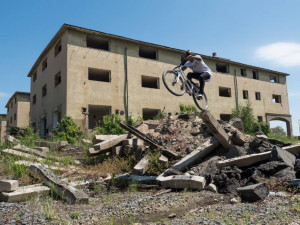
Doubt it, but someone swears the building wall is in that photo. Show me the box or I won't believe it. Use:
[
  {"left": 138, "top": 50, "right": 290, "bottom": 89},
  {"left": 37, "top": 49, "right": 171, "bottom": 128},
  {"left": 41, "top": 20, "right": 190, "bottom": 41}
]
[
  {"left": 29, "top": 27, "right": 291, "bottom": 135},
  {"left": 0, "top": 116, "right": 7, "bottom": 142},
  {"left": 29, "top": 31, "right": 68, "bottom": 135}
]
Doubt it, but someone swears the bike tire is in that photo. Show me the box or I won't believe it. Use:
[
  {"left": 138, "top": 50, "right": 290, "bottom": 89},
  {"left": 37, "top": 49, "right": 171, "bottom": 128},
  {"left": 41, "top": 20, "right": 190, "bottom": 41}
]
[
  {"left": 193, "top": 92, "right": 208, "bottom": 111},
  {"left": 162, "top": 70, "right": 186, "bottom": 96}
]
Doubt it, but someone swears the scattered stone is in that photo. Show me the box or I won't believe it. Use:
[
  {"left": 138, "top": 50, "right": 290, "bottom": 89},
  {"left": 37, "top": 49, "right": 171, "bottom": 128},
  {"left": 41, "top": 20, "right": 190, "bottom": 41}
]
[
  {"left": 273, "top": 167, "right": 295, "bottom": 181},
  {"left": 271, "top": 146, "right": 296, "bottom": 169},
  {"left": 207, "top": 183, "right": 217, "bottom": 193},
  {"left": 237, "top": 183, "right": 269, "bottom": 202},
  {"left": 158, "top": 154, "right": 168, "bottom": 165},
  {"left": 0, "top": 180, "right": 18, "bottom": 192},
  {"left": 81, "top": 139, "right": 92, "bottom": 145},
  {"left": 257, "top": 161, "right": 289, "bottom": 176},
  {"left": 230, "top": 198, "right": 238, "bottom": 204},
  {"left": 231, "top": 130, "right": 246, "bottom": 146},
  {"left": 168, "top": 213, "right": 177, "bottom": 218},
  {"left": 229, "top": 118, "right": 244, "bottom": 133}
]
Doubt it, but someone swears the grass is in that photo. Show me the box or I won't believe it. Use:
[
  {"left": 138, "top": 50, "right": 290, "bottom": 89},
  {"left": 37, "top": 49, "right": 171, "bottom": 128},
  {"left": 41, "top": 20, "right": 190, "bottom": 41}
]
[{"left": 269, "top": 135, "right": 300, "bottom": 145}]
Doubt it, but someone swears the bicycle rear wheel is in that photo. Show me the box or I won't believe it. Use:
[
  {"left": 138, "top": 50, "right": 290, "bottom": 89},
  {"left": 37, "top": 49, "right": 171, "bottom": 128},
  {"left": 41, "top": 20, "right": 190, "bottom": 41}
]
[
  {"left": 162, "top": 70, "right": 186, "bottom": 96},
  {"left": 193, "top": 92, "right": 208, "bottom": 111}
]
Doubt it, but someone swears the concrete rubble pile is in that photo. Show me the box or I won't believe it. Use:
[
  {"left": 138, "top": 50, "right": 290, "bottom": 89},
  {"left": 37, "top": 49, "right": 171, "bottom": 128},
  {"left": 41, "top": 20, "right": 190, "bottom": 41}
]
[{"left": 87, "top": 111, "right": 300, "bottom": 202}]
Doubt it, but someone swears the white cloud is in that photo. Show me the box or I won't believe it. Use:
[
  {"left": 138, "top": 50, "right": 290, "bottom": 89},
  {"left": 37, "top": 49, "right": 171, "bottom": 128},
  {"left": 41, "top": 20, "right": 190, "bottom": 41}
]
[
  {"left": 0, "top": 92, "right": 10, "bottom": 98},
  {"left": 255, "top": 42, "right": 300, "bottom": 67}
]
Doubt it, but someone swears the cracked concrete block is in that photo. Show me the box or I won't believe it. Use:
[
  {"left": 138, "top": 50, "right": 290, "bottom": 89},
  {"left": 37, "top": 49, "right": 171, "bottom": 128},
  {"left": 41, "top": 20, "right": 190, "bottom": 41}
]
[
  {"left": 0, "top": 180, "right": 18, "bottom": 192},
  {"left": 237, "top": 183, "right": 269, "bottom": 202},
  {"left": 122, "top": 138, "right": 144, "bottom": 146},
  {"left": 271, "top": 146, "right": 296, "bottom": 169},
  {"left": 133, "top": 155, "right": 150, "bottom": 175},
  {"left": 159, "top": 154, "right": 168, "bottom": 165},
  {"left": 92, "top": 135, "right": 119, "bottom": 145},
  {"left": 200, "top": 111, "right": 232, "bottom": 150},
  {"left": 157, "top": 175, "right": 206, "bottom": 190},
  {"left": 283, "top": 144, "right": 300, "bottom": 156}
]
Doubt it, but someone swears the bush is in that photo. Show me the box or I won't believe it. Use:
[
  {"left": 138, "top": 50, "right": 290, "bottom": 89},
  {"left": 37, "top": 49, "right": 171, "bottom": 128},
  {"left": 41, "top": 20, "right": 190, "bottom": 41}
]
[
  {"left": 126, "top": 114, "right": 142, "bottom": 126},
  {"left": 179, "top": 103, "right": 198, "bottom": 114},
  {"left": 16, "top": 125, "right": 40, "bottom": 148},
  {"left": 94, "top": 114, "right": 126, "bottom": 135},
  {"left": 53, "top": 116, "right": 83, "bottom": 145},
  {"left": 231, "top": 100, "right": 270, "bottom": 135}
]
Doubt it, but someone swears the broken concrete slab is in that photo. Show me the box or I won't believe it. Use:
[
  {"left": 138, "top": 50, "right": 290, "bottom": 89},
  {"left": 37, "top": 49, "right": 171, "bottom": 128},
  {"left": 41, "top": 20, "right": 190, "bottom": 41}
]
[
  {"left": 283, "top": 144, "right": 300, "bottom": 156},
  {"left": 13, "top": 144, "right": 47, "bottom": 158},
  {"left": 231, "top": 130, "right": 246, "bottom": 146},
  {"left": 34, "top": 141, "right": 69, "bottom": 151},
  {"left": 0, "top": 180, "right": 18, "bottom": 192},
  {"left": 112, "top": 146, "right": 123, "bottom": 156},
  {"left": 0, "top": 184, "right": 50, "bottom": 203},
  {"left": 157, "top": 175, "right": 206, "bottom": 190},
  {"left": 92, "top": 135, "right": 119, "bottom": 145},
  {"left": 256, "top": 134, "right": 269, "bottom": 141},
  {"left": 33, "top": 147, "right": 49, "bottom": 153},
  {"left": 81, "top": 139, "right": 92, "bottom": 145},
  {"left": 170, "top": 137, "right": 219, "bottom": 172},
  {"left": 133, "top": 155, "right": 150, "bottom": 175},
  {"left": 217, "top": 151, "right": 271, "bottom": 169},
  {"left": 207, "top": 183, "right": 217, "bottom": 193},
  {"left": 200, "top": 111, "right": 232, "bottom": 150},
  {"left": 29, "top": 164, "right": 89, "bottom": 204},
  {"left": 237, "top": 183, "right": 269, "bottom": 202},
  {"left": 123, "top": 145, "right": 135, "bottom": 156},
  {"left": 2, "top": 149, "right": 44, "bottom": 162},
  {"left": 159, "top": 154, "right": 168, "bottom": 165},
  {"left": 229, "top": 118, "right": 244, "bottom": 133},
  {"left": 271, "top": 146, "right": 296, "bottom": 169},
  {"left": 90, "top": 134, "right": 128, "bottom": 156},
  {"left": 5, "top": 135, "right": 20, "bottom": 144}
]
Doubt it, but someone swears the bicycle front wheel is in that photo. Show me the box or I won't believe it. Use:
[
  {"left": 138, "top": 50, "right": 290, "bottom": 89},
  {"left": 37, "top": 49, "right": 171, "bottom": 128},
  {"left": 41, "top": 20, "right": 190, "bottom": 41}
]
[
  {"left": 162, "top": 70, "right": 186, "bottom": 96},
  {"left": 193, "top": 92, "right": 208, "bottom": 111}
]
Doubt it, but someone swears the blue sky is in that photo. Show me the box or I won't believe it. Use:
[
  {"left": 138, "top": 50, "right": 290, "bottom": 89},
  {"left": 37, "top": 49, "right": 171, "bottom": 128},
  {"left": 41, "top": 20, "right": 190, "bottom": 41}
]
[{"left": 0, "top": 0, "right": 299, "bottom": 135}]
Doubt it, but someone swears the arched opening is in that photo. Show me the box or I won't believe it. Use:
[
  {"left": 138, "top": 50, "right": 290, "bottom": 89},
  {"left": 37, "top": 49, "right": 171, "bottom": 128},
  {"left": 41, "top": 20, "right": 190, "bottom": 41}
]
[
  {"left": 270, "top": 120, "right": 288, "bottom": 137},
  {"left": 266, "top": 114, "right": 292, "bottom": 137}
]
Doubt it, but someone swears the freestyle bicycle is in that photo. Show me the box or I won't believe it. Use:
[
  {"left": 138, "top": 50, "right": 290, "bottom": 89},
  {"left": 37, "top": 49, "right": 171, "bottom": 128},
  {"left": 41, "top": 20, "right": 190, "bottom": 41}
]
[{"left": 162, "top": 64, "right": 208, "bottom": 111}]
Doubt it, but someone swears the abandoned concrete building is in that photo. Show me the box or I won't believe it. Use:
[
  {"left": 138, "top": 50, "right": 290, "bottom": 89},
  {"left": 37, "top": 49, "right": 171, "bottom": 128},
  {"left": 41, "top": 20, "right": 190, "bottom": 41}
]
[
  {"left": 0, "top": 114, "right": 7, "bottom": 142},
  {"left": 27, "top": 24, "right": 292, "bottom": 138},
  {"left": 5, "top": 92, "right": 30, "bottom": 133}
]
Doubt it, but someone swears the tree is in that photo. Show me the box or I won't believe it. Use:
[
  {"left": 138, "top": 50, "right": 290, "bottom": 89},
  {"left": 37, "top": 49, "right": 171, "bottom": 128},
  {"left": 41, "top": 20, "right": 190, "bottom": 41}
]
[{"left": 271, "top": 126, "right": 287, "bottom": 137}]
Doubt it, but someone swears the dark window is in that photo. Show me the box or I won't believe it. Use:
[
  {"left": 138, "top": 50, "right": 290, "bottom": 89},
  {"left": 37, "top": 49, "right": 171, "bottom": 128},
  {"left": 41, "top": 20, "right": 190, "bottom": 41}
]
[
  {"left": 55, "top": 40, "right": 62, "bottom": 56},
  {"left": 33, "top": 71, "right": 37, "bottom": 82},
  {"left": 88, "top": 105, "right": 111, "bottom": 129},
  {"left": 88, "top": 68, "right": 110, "bottom": 82},
  {"left": 216, "top": 64, "right": 229, "bottom": 73},
  {"left": 253, "top": 71, "right": 258, "bottom": 79},
  {"left": 241, "top": 68, "right": 247, "bottom": 77},
  {"left": 82, "top": 107, "right": 87, "bottom": 113},
  {"left": 257, "top": 116, "right": 263, "bottom": 122},
  {"left": 141, "top": 75, "right": 159, "bottom": 89},
  {"left": 220, "top": 114, "right": 231, "bottom": 121},
  {"left": 42, "top": 85, "right": 47, "bottom": 97},
  {"left": 14, "top": 113, "right": 16, "bottom": 121},
  {"left": 142, "top": 108, "right": 160, "bottom": 120},
  {"left": 11, "top": 102, "right": 13, "bottom": 108},
  {"left": 15, "top": 97, "right": 17, "bottom": 103},
  {"left": 55, "top": 72, "right": 61, "bottom": 87},
  {"left": 86, "top": 35, "right": 109, "bottom": 51},
  {"left": 42, "top": 58, "right": 47, "bottom": 71},
  {"left": 255, "top": 92, "right": 261, "bottom": 100},
  {"left": 7, "top": 106, "right": 9, "bottom": 112},
  {"left": 219, "top": 87, "right": 231, "bottom": 97},
  {"left": 269, "top": 75, "right": 279, "bottom": 83},
  {"left": 33, "top": 95, "right": 36, "bottom": 104},
  {"left": 272, "top": 94, "right": 281, "bottom": 103},
  {"left": 243, "top": 90, "right": 248, "bottom": 99},
  {"left": 139, "top": 46, "right": 157, "bottom": 60},
  {"left": 10, "top": 117, "right": 12, "bottom": 123}
]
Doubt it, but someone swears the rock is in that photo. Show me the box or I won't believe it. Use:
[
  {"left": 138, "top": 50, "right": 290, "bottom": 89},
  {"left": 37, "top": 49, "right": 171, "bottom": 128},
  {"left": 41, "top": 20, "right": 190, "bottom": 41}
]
[
  {"left": 256, "top": 134, "right": 269, "bottom": 141},
  {"left": 163, "top": 169, "right": 184, "bottom": 176},
  {"left": 158, "top": 154, "right": 168, "bottom": 165},
  {"left": 0, "top": 180, "right": 18, "bottom": 192},
  {"left": 237, "top": 183, "right": 269, "bottom": 202},
  {"left": 207, "top": 183, "right": 217, "bottom": 193},
  {"left": 230, "top": 198, "right": 238, "bottom": 204},
  {"left": 5, "top": 135, "right": 20, "bottom": 144},
  {"left": 231, "top": 130, "right": 246, "bottom": 146},
  {"left": 258, "top": 161, "right": 289, "bottom": 176},
  {"left": 177, "top": 113, "right": 196, "bottom": 121},
  {"left": 249, "top": 138, "right": 262, "bottom": 149},
  {"left": 81, "top": 139, "right": 92, "bottom": 145},
  {"left": 229, "top": 118, "right": 244, "bottom": 133},
  {"left": 225, "top": 145, "right": 247, "bottom": 159},
  {"left": 283, "top": 144, "right": 300, "bottom": 156},
  {"left": 133, "top": 155, "right": 150, "bottom": 175},
  {"left": 271, "top": 146, "right": 296, "bottom": 169},
  {"left": 273, "top": 167, "right": 295, "bottom": 181},
  {"left": 168, "top": 213, "right": 177, "bottom": 218},
  {"left": 295, "top": 159, "right": 300, "bottom": 178},
  {"left": 268, "top": 138, "right": 289, "bottom": 147}
]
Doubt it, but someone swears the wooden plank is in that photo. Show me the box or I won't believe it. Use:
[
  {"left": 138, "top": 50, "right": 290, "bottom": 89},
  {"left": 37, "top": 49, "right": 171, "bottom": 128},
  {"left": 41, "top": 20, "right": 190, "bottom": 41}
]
[{"left": 29, "top": 164, "right": 89, "bottom": 204}]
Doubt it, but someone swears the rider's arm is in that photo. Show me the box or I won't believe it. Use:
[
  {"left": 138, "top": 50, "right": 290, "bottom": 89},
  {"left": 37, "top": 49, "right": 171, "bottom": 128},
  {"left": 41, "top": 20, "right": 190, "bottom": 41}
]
[
  {"left": 181, "top": 66, "right": 187, "bottom": 71},
  {"left": 193, "top": 55, "right": 202, "bottom": 61}
]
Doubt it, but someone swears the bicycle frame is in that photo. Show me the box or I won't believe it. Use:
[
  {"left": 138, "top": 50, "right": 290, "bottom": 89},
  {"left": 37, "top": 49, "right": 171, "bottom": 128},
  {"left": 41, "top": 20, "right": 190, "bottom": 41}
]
[{"left": 174, "top": 66, "right": 196, "bottom": 94}]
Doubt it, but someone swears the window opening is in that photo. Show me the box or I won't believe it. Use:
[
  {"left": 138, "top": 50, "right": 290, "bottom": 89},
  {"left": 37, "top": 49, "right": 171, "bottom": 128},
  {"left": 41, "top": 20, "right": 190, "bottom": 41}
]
[
  {"left": 219, "top": 87, "right": 231, "bottom": 97},
  {"left": 86, "top": 35, "right": 109, "bottom": 51},
  {"left": 42, "top": 58, "right": 47, "bottom": 71},
  {"left": 55, "top": 40, "right": 62, "bottom": 56},
  {"left": 88, "top": 68, "right": 110, "bottom": 82},
  {"left": 55, "top": 72, "right": 61, "bottom": 87},
  {"left": 142, "top": 108, "right": 160, "bottom": 120},
  {"left": 216, "top": 64, "right": 229, "bottom": 73},
  {"left": 272, "top": 94, "right": 281, "bottom": 103},
  {"left": 141, "top": 75, "right": 159, "bottom": 89},
  {"left": 243, "top": 90, "right": 248, "bottom": 99},
  {"left": 139, "top": 46, "right": 157, "bottom": 60},
  {"left": 255, "top": 92, "right": 261, "bottom": 100},
  {"left": 253, "top": 71, "right": 258, "bottom": 79},
  {"left": 241, "top": 68, "right": 247, "bottom": 77},
  {"left": 42, "top": 85, "right": 47, "bottom": 97}
]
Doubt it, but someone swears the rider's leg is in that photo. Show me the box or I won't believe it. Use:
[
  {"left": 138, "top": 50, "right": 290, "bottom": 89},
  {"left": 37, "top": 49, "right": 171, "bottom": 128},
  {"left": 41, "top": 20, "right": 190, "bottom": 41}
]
[
  {"left": 187, "top": 72, "right": 200, "bottom": 87},
  {"left": 199, "top": 72, "right": 211, "bottom": 94}
]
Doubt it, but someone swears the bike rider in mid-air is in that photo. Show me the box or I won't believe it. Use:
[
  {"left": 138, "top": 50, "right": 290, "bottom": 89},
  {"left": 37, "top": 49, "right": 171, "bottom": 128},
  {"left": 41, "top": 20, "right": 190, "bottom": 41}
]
[{"left": 181, "top": 50, "right": 212, "bottom": 97}]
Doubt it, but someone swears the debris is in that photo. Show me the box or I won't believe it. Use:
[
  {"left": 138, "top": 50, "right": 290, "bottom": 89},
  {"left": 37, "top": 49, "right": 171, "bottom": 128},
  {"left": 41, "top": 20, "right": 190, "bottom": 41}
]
[
  {"left": 92, "top": 135, "right": 119, "bottom": 145},
  {"left": 231, "top": 129, "right": 246, "bottom": 146},
  {"left": 283, "top": 144, "right": 300, "bottom": 156},
  {"left": 170, "top": 137, "right": 219, "bottom": 172},
  {"left": 0, "top": 184, "right": 49, "bottom": 203},
  {"left": 291, "top": 179, "right": 300, "bottom": 186},
  {"left": 229, "top": 117, "right": 244, "bottom": 133},
  {"left": 158, "top": 154, "right": 168, "bottom": 165},
  {"left": 5, "top": 135, "right": 20, "bottom": 144},
  {"left": 168, "top": 213, "right": 177, "bottom": 218},
  {"left": 0, "top": 180, "right": 18, "bottom": 192},
  {"left": 34, "top": 141, "right": 69, "bottom": 151},
  {"left": 157, "top": 175, "right": 206, "bottom": 190},
  {"left": 133, "top": 155, "right": 150, "bottom": 175},
  {"left": 207, "top": 183, "right": 217, "bottom": 193},
  {"left": 29, "top": 164, "right": 89, "bottom": 204},
  {"left": 82, "top": 139, "right": 92, "bottom": 145},
  {"left": 200, "top": 110, "right": 233, "bottom": 150},
  {"left": 122, "top": 138, "right": 144, "bottom": 146},
  {"left": 230, "top": 198, "right": 238, "bottom": 204},
  {"left": 152, "top": 189, "right": 172, "bottom": 196},
  {"left": 217, "top": 151, "right": 271, "bottom": 169},
  {"left": 104, "top": 174, "right": 157, "bottom": 186},
  {"left": 271, "top": 146, "right": 296, "bottom": 169},
  {"left": 236, "top": 183, "right": 269, "bottom": 202}
]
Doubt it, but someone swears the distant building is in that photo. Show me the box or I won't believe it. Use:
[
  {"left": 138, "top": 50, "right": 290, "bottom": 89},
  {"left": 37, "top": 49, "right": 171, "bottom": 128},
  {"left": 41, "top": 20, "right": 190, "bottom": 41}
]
[
  {"left": 5, "top": 92, "right": 30, "bottom": 133},
  {"left": 27, "top": 24, "right": 292, "bottom": 137},
  {"left": 0, "top": 114, "right": 7, "bottom": 142}
]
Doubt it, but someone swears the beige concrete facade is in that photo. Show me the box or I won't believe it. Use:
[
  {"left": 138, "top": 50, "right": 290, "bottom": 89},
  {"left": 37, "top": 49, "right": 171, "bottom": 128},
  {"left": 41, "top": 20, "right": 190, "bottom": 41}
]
[
  {"left": 27, "top": 24, "right": 292, "bottom": 137},
  {"left": 0, "top": 114, "right": 7, "bottom": 142},
  {"left": 5, "top": 92, "right": 30, "bottom": 133}
]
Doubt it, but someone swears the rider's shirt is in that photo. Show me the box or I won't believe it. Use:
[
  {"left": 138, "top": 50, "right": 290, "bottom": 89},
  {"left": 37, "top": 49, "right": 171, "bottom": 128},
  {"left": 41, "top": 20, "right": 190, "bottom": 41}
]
[{"left": 184, "top": 55, "right": 212, "bottom": 81}]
